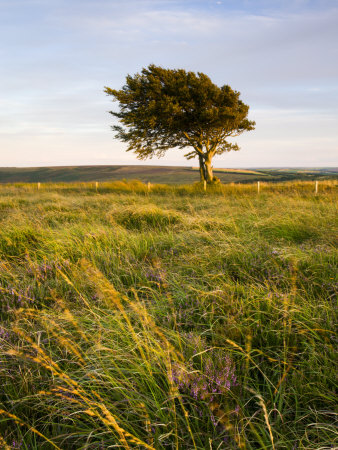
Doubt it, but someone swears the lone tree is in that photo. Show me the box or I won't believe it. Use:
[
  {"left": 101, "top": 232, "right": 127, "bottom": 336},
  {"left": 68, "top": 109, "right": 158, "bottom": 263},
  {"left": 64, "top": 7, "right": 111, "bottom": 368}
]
[{"left": 104, "top": 65, "right": 255, "bottom": 183}]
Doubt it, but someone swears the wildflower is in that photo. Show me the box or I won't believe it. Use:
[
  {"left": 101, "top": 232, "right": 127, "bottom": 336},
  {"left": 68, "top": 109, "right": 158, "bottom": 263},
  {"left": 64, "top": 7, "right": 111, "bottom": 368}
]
[
  {"left": 171, "top": 352, "right": 238, "bottom": 407},
  {"left": 0, "top": 327, "right": 10, "bottom": 340}
]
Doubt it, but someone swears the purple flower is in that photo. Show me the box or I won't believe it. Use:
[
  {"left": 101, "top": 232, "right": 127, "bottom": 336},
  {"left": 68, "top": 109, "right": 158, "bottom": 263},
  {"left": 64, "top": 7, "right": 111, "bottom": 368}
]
[
  {"left": 0, "top": 327, "right": 10, "bottom": 340},
  {"left": 171, "top": 349, "right": 238, "bottom": 428}
]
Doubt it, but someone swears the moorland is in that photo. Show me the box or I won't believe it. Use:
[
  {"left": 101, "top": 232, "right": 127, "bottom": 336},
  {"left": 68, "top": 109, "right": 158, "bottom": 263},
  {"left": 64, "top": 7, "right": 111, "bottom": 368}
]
[
  {"left": 0, "top": 180, "right": 337, "bottom": 449},
  {"left": 0, "top": 165, "right": 337, "bottom": 184}
]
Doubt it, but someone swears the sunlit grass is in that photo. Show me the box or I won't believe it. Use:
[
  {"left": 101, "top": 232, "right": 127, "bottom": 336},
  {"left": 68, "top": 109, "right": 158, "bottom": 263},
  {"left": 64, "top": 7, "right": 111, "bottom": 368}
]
[{"left": 0, "top": 180, "right": 337, "bottom": 448}]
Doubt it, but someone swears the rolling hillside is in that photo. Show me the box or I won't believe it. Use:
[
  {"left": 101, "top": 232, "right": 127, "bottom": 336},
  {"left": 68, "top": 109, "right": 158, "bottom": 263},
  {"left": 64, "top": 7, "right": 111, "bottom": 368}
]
[{"left": 0, "top": 165, "right": 337, "bottom": 184}]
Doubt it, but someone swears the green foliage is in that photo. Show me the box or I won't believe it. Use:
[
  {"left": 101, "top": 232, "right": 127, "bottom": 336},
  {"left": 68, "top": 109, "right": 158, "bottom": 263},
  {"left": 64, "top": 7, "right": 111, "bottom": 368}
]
[
  {"left": 105, "top": 65, "right": 255, "bottom": 182},
  {"left": 0, "top": 181, "right": 337, "bottom": 448}
]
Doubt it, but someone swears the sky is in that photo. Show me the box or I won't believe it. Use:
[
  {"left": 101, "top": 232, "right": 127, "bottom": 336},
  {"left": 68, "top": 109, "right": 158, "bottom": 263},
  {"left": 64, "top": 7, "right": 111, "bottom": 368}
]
[{"left": 0, "top": 0, "right": 337, "bottom": 168}]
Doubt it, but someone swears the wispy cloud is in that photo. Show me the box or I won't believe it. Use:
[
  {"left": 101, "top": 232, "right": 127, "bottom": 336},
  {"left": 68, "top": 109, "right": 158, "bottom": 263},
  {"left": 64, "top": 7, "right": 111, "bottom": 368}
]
[{"left": 0, "top": 0, "right": 337, "bottom": 166}]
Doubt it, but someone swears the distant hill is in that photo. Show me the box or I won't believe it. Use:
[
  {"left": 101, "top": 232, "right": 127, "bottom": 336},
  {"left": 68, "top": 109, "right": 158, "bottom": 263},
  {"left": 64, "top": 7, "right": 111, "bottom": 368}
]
[{"left": 0, "top": 165, "right": 337, "bottom": 184}]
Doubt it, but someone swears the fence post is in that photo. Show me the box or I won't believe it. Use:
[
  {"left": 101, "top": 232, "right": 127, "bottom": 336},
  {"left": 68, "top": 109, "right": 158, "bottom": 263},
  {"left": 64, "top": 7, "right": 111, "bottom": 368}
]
[
  {"left": 257, "top": 181, "right": 260, "bottom": 194},
  {"left": 147, "top": 181, "right": 151, "bottom": 192},
  {"left": 203, "top": 180, "right": 207, "bottom": 192},
  {"left": 95, "top": 181, "right": 98, "bottom": 192},
  {"left": 37, "top": 182, "right": 41, "bottom": 190},
  {"left": 315, "top": 181, "right": 318, "bottom": 195}
]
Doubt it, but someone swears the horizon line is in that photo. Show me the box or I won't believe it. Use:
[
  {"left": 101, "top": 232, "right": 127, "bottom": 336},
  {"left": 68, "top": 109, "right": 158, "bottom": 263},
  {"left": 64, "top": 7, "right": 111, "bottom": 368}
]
[{"left": 1, "top": 164, "right": 337, "bottom": 170}]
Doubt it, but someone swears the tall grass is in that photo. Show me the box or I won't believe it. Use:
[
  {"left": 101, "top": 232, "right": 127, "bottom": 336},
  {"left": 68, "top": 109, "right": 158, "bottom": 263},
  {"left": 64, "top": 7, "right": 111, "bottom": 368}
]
[
  {"left": 0, "top": 179, "right": 336, "bottom": 196},
  {"left": 0, "top": 180, "right": 337, "bottom": 448}
]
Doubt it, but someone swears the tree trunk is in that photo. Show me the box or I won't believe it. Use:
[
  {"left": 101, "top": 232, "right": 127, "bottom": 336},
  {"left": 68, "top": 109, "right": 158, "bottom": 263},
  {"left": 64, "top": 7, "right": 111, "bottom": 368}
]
[
  {"left": 204, "top": 158, "right": 213, "bottom": 183},
  {"left": 198, "top": 155, "right": 207, "bottom": 182},
  {"left": 198, "top": 154, "right": 215, "bottom": 183}
]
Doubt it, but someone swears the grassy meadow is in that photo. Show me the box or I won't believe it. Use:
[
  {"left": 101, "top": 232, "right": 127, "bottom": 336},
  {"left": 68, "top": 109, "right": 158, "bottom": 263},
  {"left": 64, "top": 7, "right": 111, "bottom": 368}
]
[{"left": 0, "top": 180, "right": 337, "bottom": 449}]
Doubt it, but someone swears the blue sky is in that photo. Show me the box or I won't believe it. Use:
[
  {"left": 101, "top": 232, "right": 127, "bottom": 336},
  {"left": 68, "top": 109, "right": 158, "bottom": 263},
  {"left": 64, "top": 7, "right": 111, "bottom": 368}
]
[{"left": 1, "top": 0, "right": 337, "bottom": 167}]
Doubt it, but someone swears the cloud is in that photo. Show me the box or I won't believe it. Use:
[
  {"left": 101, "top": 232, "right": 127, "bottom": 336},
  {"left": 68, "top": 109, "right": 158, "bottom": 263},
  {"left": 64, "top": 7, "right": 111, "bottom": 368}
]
[
  {"left": 0, "top": 0, "right": 337, "bottom": 166},
  {"left": 42, "top": 3, "right": 338, "bottom": 87}
]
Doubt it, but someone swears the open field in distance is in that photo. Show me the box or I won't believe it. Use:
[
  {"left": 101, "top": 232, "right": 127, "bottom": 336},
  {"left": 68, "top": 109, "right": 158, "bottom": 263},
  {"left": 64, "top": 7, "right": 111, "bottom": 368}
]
[
  {"left": 0, "top": 180, "right": 337, "bottom": 448},
  {"left": 0, "top": 165, "right": 337, "bottom": 184}
]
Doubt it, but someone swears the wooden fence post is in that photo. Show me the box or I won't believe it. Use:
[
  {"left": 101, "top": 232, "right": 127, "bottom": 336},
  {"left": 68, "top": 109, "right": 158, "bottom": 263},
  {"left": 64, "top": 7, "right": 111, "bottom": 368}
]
[
  {"left": 257, "top": 181, "right": 260, "bottom": 194},
  {"left": 147, "top": 181, "right": 151, "bottom": 192},
  {"left": 95, "top": 181, "right": 98, "bottom": 192},
  {"left": 203, "top": 180, "right": 206, "bottom": 192},
  {"left": 315, "top": 181, "right": 318, "bottom": 195},
  {"left": 37, "top": 182, "right": 41, "bottom": 190}
]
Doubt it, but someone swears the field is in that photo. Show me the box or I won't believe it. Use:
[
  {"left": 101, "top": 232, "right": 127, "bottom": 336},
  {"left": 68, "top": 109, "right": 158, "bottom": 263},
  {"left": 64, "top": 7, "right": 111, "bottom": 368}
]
[
  {"left": 0, "top": 165, "right": 337, "bottom": 185},
  {"left": 0, "top": 180, "right": 337, "bottom": 449}
]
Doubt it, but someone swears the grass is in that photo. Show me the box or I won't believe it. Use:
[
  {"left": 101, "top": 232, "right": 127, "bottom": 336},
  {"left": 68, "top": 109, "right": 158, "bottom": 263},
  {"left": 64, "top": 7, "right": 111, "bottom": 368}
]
[{"left": 0, "top": 180, "right": 337, "bottom": 449}]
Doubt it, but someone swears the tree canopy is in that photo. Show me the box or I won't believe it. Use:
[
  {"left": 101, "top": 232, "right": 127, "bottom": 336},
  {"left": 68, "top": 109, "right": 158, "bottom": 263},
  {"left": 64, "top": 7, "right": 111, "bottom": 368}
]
[{"left": 104, "top": 65, "right": 255, "bottom": 182}]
